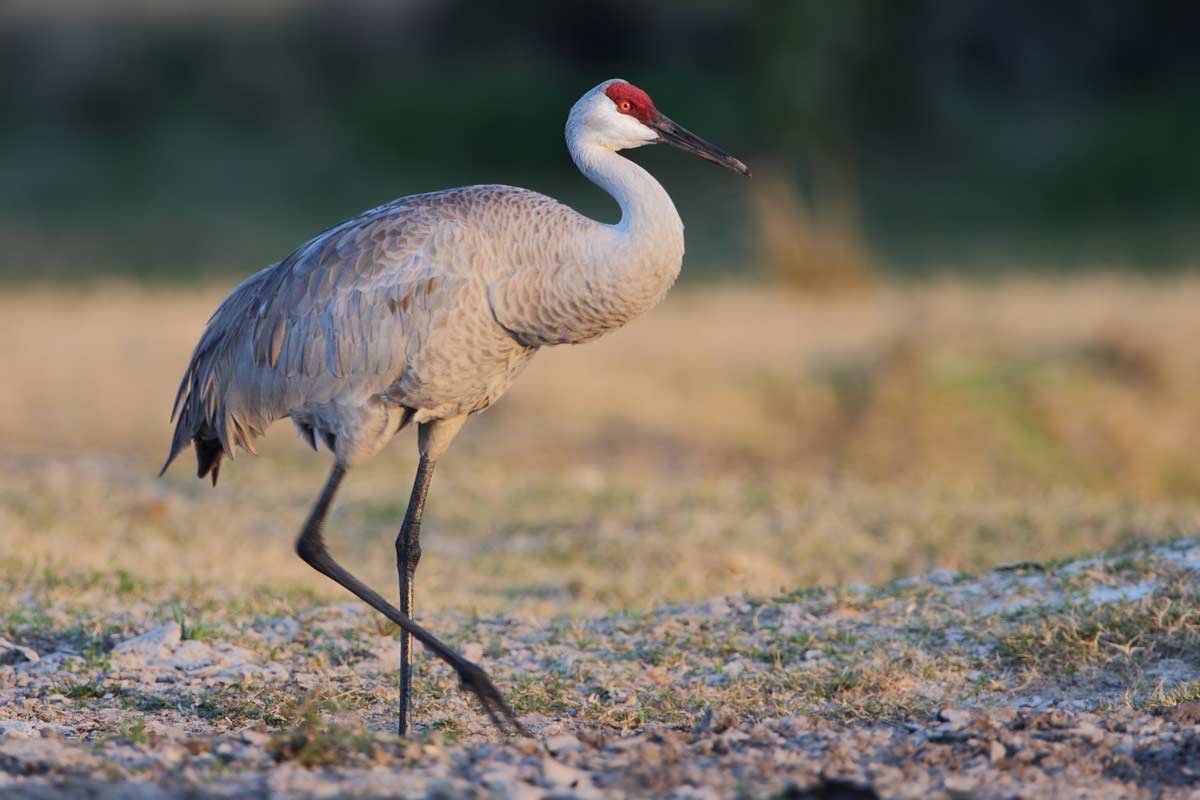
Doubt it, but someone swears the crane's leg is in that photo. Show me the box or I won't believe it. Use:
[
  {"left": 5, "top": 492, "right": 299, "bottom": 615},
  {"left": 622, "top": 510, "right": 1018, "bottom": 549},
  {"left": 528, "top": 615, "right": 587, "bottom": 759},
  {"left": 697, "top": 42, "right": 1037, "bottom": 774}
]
[
  {"left": 295, "top": 460, "right": 524, "bottom": 737},
  {"left": 393, "top": 415, "right": 466, "bottom": 736},
  {"left": 395, "top": 454, "right": 434, "bottom": 736}
]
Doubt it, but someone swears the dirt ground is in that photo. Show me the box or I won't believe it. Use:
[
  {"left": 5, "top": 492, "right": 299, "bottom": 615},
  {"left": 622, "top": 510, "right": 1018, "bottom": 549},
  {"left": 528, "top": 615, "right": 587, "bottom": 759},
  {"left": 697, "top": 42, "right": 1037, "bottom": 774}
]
[
  {"left": 3, "top": 280, "right": 1200, "bottom": 796},
  {"left": 1, "top": 538, "right": 1199, "bottom": 797}
]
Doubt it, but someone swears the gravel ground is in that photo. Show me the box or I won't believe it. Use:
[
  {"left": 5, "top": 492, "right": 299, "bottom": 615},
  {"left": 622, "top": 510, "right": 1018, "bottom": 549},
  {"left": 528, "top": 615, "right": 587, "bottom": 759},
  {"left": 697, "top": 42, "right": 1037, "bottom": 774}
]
[{"left": 2, "top": 539, "right": 1199, "bottom": 798}]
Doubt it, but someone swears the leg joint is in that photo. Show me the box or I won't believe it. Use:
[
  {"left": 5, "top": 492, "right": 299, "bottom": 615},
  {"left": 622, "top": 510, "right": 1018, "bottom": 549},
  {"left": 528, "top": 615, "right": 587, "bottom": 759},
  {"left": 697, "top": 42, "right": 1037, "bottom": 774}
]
[{"left": 295, "top": 530, "right": 327, "bottom": 566}]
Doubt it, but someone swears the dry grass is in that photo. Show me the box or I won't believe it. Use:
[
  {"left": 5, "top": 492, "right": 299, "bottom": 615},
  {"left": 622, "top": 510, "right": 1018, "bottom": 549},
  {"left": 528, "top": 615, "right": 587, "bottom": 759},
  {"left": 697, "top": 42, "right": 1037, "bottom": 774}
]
[
  {"left": 4, "top": 276, "right": 1200, "bottom": 617},
  {"left": 751, "top": 168, "right": 878, "bottom": 293}
]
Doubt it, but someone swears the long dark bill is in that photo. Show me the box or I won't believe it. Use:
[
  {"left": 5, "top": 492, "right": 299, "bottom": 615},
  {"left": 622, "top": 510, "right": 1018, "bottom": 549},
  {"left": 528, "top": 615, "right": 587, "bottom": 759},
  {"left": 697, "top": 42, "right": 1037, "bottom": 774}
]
[{"left": 649, "top": 114, "right": 751, "bottom": 176}]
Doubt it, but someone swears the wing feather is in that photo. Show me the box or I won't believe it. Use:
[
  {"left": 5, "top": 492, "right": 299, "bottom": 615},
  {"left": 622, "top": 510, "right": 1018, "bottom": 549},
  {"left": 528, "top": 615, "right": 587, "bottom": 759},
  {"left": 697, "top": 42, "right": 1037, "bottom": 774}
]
[{"left": 161, "top": 197, "right": 447, "bottom": 477}]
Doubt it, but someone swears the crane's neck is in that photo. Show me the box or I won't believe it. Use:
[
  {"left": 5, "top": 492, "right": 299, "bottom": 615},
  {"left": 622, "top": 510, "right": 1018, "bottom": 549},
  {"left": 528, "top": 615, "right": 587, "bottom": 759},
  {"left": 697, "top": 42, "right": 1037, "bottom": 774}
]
[
  {"left": 570, "top": 139, "right": 684, "bottom": 247},
  {"left": 541, "top": 139, "right": 685, "bottom": 342},
  {"left": 487, "top": 137, "right": 686, "bottom": 348}
]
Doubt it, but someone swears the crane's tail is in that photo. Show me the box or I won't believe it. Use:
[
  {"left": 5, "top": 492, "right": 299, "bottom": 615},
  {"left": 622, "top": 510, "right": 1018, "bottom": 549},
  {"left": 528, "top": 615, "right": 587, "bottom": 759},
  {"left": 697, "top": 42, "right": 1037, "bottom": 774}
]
[
  {"left": 160, "top": 263, "right": 279, "bottom": 486},
  {"left": 193, "top": 437, "right": 224, "bottom": 486},
  {"left": 159, "top": 364, "right": 255, "bottom": 488},
  {"left": 159, "top": 333, "right": 256, "bottom": 488},
  {"left": 158, "top": 422, "right": 224, "bottom": 486}
]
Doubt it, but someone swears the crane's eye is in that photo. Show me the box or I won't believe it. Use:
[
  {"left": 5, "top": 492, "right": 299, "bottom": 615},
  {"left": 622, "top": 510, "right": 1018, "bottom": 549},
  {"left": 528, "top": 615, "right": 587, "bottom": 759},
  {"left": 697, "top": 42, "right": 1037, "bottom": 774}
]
[{"left": 618, "top": 100, "right": 632, "bottom": 113}]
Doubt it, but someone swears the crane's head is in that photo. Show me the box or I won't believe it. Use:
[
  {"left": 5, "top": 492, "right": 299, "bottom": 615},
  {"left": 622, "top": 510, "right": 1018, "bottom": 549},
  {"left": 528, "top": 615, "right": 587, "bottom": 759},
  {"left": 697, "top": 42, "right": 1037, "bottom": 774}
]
[{"left": 568, "top": 79, "right": 750, "bottom": 176}]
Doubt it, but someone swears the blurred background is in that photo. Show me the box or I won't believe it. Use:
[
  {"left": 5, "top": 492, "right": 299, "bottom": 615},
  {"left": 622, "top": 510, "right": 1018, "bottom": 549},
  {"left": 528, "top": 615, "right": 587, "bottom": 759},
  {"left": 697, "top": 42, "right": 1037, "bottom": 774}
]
[
  {"left": 4, "top": 0, "right": 1200, "bottom": 615},
  {"left": 3, "top": 0, "right": 1198, "bottom": 282}
]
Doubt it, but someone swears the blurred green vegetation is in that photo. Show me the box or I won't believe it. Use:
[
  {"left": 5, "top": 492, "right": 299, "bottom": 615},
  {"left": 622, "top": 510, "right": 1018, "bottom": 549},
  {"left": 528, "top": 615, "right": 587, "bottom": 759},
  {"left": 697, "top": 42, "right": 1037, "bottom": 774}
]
[{"left": 1, "top": 0, "right": 1197, "bottom": 282}]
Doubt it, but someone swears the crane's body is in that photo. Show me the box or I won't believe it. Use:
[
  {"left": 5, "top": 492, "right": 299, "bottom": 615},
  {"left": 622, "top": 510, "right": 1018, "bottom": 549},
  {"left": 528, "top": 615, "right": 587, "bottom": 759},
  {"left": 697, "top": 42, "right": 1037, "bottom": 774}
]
[
  {"left": 162, "top": 79, "right": 747, "bottom": 735},
  {"left": 164, "top": 174, "right": 682, "bottom": 476}
]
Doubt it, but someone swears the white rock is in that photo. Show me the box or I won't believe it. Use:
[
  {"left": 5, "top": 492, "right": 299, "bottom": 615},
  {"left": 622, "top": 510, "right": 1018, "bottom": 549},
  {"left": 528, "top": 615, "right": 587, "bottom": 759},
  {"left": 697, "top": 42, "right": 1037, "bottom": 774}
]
[
  {"left": 506, "top": 784, "right": 547, "bottom": 800},
  {"left": 1074, "top": 719, "right": 1105, "bottom": 744},
  {"left": 943, "top": 775, "right": 978, "bottom": 798},
  {"left": 937, "top": 707, "right": 972, "bottom": 731},
  {"left": 268, "top": 762, "right": 344, "bottom": 798},
  {"left": 479, "top": 763, "right": 520, "bottom": 792},
  {"left": 0, "top": 735, "right": 100, "bottom": 771},
  {"left": 541, "top": 756, "right": 594, "bottom": 792},
  {"left": 704, "top": 597, "right": 733, "bottom": 618},
  {"left": 17, "top": 652, "right": 71, "bottom": 676},
  {"left": 0, "top": 720, "right": 39, "bottom": 738},
  {"left": 113, "top": 623, "right": 181, "bottom": 660},
  {"left": 0, "top": 639, "right": 38, "bottom": 665},
  {"left": 169, "top": 640, "right": 214, "bottom": 670},
  {"left": 669, "top": 787, "right": 720, "bottom": 800},
  {"left": 258, "top": 617, "right": 300, "bottom": 644},
  {"left": 544, "top": 733, "right": 583, "bottom": 755}
]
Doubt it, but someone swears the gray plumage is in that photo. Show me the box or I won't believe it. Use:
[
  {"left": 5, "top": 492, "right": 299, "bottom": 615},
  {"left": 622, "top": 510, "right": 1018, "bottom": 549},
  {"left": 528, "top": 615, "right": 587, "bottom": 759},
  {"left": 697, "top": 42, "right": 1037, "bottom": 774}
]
[
  {"left": 159, "top": 79, "right": 748, "bottom": 736},
  {"left": 162, "top": 80, "right": 712, "bottom": 481}
]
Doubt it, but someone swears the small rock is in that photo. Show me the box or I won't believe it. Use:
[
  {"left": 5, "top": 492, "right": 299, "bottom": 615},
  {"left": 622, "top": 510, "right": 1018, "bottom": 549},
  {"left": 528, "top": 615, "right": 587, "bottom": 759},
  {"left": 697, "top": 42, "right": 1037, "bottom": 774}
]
[
  {"left": 480, "top": 763, "right": 519, "bottom": 787},
  {"left": 41, "top": 724, "right": 77, "bottom": 739},
  {"left": 944, "top": 775, "right": 978, "bottom": 798},
  {"left": 988, "top": 739, "right": 1007, "bottom": 762},
  {"left": 514, "top": 738, "right": 544, "bottom": 757},
  {"left": 721, "top": 729, "right": 750, "bottom": 746},
  {"left": 937, "top": 707, "right": 972, "bottom": 731},
  {"left": 1075, "top": 720, "right": 1105, "bottom": 744},
  {"left": 113, "top": 623, "right": 182, "bottom": 660},
  {"left": 541, "top": 755, "right": 589, "bottom": 789},
  {"left": 0, "top": 735, "right": 100, "bottom": 772},
  {"left": 926, "top": 569, "right": 960, "bottom": 586},
  {"left": 238, "top": 727, "right": 270, "bottom": 747},
  {"left": 426, "top": 777, "right": 475, "bottom": 799},
  {"left": 18, "top": 652, "right": 71, "bottom": 676},
  {"left": 258, "top": 617, "right": 300, "bottom": 644},
  {"left": 669, "top": 787, "right": 720, "bottom": 800},
  {"left": 704, "top": 597, "right": 733, "bottom": 618},
  {"left": 544, "top": 733, "right": 583, "bottom": 755},
  {"left": 505, "top": 784, "right": 546, "bottom": 800},
  {"left": 0, "top": 720, "right": 39, "bottom": 738},
  {"left": 170, "top": 640, "right": 215, "bottom": 670},
  {"left": 0, "top": 640, "right": 38, "bottom": 666},
  {"left": 481, "top": 763, "right": 544, "bottom": 799},
  {"left": 461, "top": 642, "right": 485, "bottom": 663}
]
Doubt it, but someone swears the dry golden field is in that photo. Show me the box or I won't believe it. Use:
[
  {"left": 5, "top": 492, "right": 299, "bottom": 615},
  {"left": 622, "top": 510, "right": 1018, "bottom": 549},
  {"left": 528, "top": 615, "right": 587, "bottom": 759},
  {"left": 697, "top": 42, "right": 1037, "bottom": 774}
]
[{"left": 4, "top": 276, "right": 1200, "bottom": 616}]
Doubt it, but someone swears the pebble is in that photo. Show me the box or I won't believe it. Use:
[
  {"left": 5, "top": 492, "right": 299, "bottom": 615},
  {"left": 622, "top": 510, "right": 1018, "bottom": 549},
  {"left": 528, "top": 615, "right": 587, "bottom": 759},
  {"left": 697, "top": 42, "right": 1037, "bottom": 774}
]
[
  {"left": 545, "top": 733, "right": 584, "bottom": 755},
  {"left": 0, "top": 640, "right": 38, "bottom": 666},
  {"left": 943, "top": 775, "right": 978, "bottom": 797},
  {"left": 937, "top": 707, "right": 972, "bottom": 731},
  {"left": 113, "top": 623, "right": 182, "bottom": 659},
  {"left": 0, "top": 720, "right": 39, "bottom": 738},
  {"left": 541, "top": 755, "right": 589, "bottom": 789}
]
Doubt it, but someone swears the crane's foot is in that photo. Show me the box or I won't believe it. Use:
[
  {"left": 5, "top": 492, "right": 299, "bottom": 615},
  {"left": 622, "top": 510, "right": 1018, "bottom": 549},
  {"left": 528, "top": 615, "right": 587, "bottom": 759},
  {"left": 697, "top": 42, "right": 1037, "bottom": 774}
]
[{"left": 447, "top": 653, "right": 528, "bottom": 737}]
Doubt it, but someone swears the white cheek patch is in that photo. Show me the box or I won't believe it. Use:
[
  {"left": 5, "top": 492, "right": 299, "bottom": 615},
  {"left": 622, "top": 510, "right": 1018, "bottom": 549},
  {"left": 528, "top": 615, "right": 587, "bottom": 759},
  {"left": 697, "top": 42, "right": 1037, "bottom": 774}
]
[{"left": 605, "top": 108, "right": 656, "bottom": 149}]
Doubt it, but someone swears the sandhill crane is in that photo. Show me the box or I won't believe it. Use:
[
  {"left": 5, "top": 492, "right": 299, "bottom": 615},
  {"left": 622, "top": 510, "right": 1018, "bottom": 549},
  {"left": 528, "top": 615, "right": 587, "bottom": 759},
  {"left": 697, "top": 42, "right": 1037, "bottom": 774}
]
[{"left": 161, "top": 79, "right": 749, "bottom": 736}]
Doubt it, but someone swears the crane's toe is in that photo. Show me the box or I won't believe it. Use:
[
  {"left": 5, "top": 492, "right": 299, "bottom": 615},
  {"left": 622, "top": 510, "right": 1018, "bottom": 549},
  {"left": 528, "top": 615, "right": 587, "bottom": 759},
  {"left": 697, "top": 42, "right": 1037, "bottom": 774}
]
[{"left": 452, "top": 657, "right": 528, "bottom": 737}]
